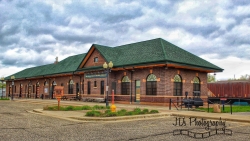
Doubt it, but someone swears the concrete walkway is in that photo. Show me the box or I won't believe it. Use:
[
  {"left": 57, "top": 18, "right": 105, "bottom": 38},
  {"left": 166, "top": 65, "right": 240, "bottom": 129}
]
[{"left": 13, "top": 99, "right": 250, "bottom": 123}]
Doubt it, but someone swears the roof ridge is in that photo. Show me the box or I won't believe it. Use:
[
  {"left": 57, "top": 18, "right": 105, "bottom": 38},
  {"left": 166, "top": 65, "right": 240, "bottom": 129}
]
[
  {"left": 159, "top": 38, "right": 167, "bottom": 60},
  {"left": 114, "top": 38, "right": 161, "bottom": 48}
]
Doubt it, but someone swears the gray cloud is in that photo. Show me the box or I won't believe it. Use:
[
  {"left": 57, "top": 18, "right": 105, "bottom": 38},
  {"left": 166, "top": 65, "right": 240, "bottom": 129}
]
[{"left": 0, "top": 0, "right": 250, "bottom": 78}]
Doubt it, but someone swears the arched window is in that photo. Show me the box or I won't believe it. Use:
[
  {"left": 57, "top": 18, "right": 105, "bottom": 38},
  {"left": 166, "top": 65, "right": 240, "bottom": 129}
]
[
  {"left": 173, "top": 75, "right": 182, "bottom": 96},
  {"left": 146, "top": 74, "right": 157, "bottom": 95},
  {"left": 68, "top": 80, "right": 74, "bottom": 94},
  {"left": 193, "top": 77, "right": 200, "bottom": 96},
  {"left": 121, "top": 76, "right": 130, "bottom": 95}
]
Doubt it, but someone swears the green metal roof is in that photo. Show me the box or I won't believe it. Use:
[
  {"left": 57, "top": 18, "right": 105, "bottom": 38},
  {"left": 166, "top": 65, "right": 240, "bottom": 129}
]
[
  {"left": 93, "top": 38, "right": 223, "bottom": 71},
  {"left": 6, "top": 53, "right": 86, "bottom": 80},
  {"left": 6, "top": 38, "right": 223, "bottom": 80}
]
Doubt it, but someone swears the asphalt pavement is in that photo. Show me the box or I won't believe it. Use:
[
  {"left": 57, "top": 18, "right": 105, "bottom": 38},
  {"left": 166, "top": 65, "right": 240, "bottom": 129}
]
[{"left": 13, "top": 99, "right": 250, "bottom": 123}]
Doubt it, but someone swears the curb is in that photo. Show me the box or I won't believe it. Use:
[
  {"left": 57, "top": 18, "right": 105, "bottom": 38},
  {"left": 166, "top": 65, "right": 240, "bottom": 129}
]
[
  {"left": 70, "top": 113, "right": 170, "bottom": 121},
  {"left": 32, "top": 109, "right": 170, "bottom": 122}
]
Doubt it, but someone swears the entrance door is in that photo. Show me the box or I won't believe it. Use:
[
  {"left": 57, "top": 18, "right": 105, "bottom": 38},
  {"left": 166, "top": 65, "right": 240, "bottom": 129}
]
[
  {"left": 76, "top": 83, "right": 79, "bottom": 99},
  {"left": 135, "top": 80, "right": 140, "bottom": 103},
  {"left": 101, "top": 81, "right": 104, "bottom": 94},
  {"left": 87, "top": 81, "right": 91, "bottom": 94}
]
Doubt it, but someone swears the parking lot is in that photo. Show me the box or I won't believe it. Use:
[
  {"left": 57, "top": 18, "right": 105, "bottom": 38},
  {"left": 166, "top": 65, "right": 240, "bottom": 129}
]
[{"left": 0, "top": 101, "right": 249, "bottom": 140}]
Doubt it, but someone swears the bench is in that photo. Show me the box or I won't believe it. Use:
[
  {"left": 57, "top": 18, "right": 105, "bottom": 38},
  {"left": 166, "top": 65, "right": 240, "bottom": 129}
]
[
  {"left": 61, "top": 96, "right": 68, "bottom": 100},
  {"left": 82, "top": 97, "right": 105, "bottom": 103},
  {"left": 69, "top": 97, "right": 80, "bottom": 101}
]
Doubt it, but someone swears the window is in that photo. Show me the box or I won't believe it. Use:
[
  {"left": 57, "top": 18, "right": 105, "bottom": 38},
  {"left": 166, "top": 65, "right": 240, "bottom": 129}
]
[
  {"left": 68, "top": 80, "right": 74, "bottom": 94},
  {"left": 121, "top": 76, "right": 130, "bottom": 95},
  {"left": 76, "top": 83, "right": 79, "bottom": 95},
  {"left": 193, "top": 77, "right": 200, "bottom": 96},
  {"left": 33, "top": 85, "right": 35, "bottom": 93},
  {"left": 87, "top": 81, "right": 91, "bottom": 94},
  {"left": 101, "top": 81, "right": 104, "bottom": 95},
  {"left": 146, "top": 74, "right": 157, "bottom": 95},
  {"left": 173, "top": 75, "right": 182, "bottom": 96},
  {"left": 94, "top": 57, "right": 98, "bottom": 62},
  {"left": 94, "top": 81, "right": 97, "bottom": 87}
]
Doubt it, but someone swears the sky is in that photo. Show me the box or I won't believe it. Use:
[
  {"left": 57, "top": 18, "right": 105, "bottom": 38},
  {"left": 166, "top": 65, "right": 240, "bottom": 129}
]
[{"left": 0, "top": 0, "right": 250, "bottom": 81}]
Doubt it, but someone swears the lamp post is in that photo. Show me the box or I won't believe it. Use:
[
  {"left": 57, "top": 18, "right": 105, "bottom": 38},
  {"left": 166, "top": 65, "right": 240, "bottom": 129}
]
[
  {"left": 0, "top": 77, "right": 4, "bottom": 99},
  {"left": 11, "top": 76, "right": 15, "bottom": 100},
  {"left": 103, "top": 61, "right": 113, "bottom": 107}
]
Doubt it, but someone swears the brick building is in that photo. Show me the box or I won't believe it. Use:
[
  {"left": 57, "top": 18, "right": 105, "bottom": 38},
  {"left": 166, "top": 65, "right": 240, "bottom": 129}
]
[{"left": 5, "top": 38, "right": 223, "bottom": 104}]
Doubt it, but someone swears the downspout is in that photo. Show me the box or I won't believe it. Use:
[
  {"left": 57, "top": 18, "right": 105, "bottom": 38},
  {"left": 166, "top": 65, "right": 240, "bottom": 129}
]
[{"left": 130, "top": 70, "right": 132, "bottom": 104}]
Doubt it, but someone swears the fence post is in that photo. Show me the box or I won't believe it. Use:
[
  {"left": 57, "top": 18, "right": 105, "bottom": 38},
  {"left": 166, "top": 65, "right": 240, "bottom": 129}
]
[
  {"left": 169, "top": 99, "right": 171, "bottom": 110},
  {"left": 230, "top": 103, "right": 232, "bottom": 115},
  {"left": 181, "top": 98, "right": 182, "bottom": 110},
  {"left": 207, "top": 99, "right": 209, "bottom": 113}
]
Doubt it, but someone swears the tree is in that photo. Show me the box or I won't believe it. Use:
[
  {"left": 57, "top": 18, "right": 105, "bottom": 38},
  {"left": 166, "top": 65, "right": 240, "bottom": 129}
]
[
  {"left": 207, "top": 74, "right": 216, "bottom": 82},
  {"left": 0, "top": 82, "right": 6, "bottom": 88},
  {"left": 239, "top": 74, "right": 250, "bottom": 80},
  {"left": 228, "top": 74, "right": 250, "bottom": 81}
]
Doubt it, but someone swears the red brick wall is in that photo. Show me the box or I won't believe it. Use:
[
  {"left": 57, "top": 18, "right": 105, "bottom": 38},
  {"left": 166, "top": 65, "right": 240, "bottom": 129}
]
[
  {"left": 6, "top": 66, "right": 208, "bottom": 103},
  {"left": 84, "top": 49, "right": 106, "bottom": 67}
]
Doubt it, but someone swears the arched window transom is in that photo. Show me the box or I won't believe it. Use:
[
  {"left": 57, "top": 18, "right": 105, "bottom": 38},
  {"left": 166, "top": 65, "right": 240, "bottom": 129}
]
[
  {"left": 147, "top": 74, "right": 157, "bottom": 81},
  {"left": 121, "top": 76, "right": 130, "bottom": 95},
  {"left": 193, "top": 77, "right": 201, "bottom": 96},
  {"left": 146, "top": 74, "right": 157, "bottom": 95},
  {"left": 173, "top": 75, "right": 182, "bottom": 96}
]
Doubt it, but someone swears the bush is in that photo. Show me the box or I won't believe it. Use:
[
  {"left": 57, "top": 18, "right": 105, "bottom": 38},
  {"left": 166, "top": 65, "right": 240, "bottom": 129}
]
[
  {"left": 105, "top": 109, "right": 111, "bottom": 114},
  {"left": 65, "top": 106, "right": 74, "bottom": 111},
  {"left": 150, "top": 110, "right": 159, "bottom": 114},
  {"left": 93, "top": 105, "right": 106, "bottom": 110},
  {"left": 85, "top": 110, "right": 101, "bottom": 117},
  {"left": 105, "top": 111, "right": 118, "bottom": 117},
  {"left": 133, "top": 108, "right": 142, "bottom": 114},
  {"left": 81, "top": 105, "right": 92, "bottom": 110},
  {"left": 142, "top": 109, "right": 149, "bottom": 114},
  {"left": 117, "top": 109, "right": 127, "bottom": 116},
  {"left": 125, "top": 111, "right": 135, "bottom": 116}
]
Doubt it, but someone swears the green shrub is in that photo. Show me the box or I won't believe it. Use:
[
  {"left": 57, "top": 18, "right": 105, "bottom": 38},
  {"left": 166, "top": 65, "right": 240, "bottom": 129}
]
[
  {"left": 85, "top": 110, "right": 101, "bottom": 117},
  {"left": 65, "top": 106, "right": 74, "bottom": 111},
  {"left": 142, "top": 109, "right": 149, "bottom": 114},
  {"left": 93, "top": 105, "right": 106, "bottom": 110},
  {"left": 150, "top": 110, "right": 159, "bottom": 113},
  {"left": 105, "top": 111, "right": 118, "bottom": 117},
  {"left": 81, "top": 105, "right": 92, "bottom": 110},
  {"left": 125, "top": 111, "right": 135, "bottom": 116},
  {"left": 133, "top": 108, "right": 142, "bottom": 114},
  {"left": 117, "top": 109, "right": 127, "bottom": 116},
  {"left": 105, "top": 109, "right": 111, "bottom": 114}
]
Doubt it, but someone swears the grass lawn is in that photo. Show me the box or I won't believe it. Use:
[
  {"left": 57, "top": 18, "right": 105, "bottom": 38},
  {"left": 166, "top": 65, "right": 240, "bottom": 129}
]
[
  {"left": 0, "top": 97, "right": 9, "bottom": 100},
  {"left": 197, "top": 105, "right": 250, "bottom": 113}
]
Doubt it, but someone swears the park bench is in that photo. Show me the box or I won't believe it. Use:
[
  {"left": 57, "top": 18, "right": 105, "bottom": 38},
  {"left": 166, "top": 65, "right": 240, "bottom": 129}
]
[
  {"left": 82, "top": 97, "right": 105, "bottom": 103},
  {"left": 60, "top": 96, "right": 68, "bottom": 100},
  {"left": 69, "top": 97, "right": 80, "bottom": 101}
]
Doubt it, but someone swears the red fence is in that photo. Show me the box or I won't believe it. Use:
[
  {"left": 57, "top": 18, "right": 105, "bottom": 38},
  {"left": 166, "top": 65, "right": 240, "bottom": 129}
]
[{"left": 208, "top": 81, "right": 250, "bottom": 98}]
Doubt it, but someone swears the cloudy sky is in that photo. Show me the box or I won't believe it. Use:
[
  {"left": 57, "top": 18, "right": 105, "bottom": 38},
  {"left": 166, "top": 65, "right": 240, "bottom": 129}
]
[{"left": 0, "top": 0, "right": 250, "bottom": 80}]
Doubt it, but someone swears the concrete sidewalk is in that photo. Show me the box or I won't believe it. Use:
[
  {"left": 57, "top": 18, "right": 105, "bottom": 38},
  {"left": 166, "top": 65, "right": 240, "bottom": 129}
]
[{"left": 14, "top": 99, "right": 250, "bottom": 123}]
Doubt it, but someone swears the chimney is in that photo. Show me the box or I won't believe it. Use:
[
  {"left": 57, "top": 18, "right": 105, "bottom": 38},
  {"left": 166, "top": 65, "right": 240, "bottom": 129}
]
[{"left": 54, "top": 57, "right": 58, "bottom": 64}]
